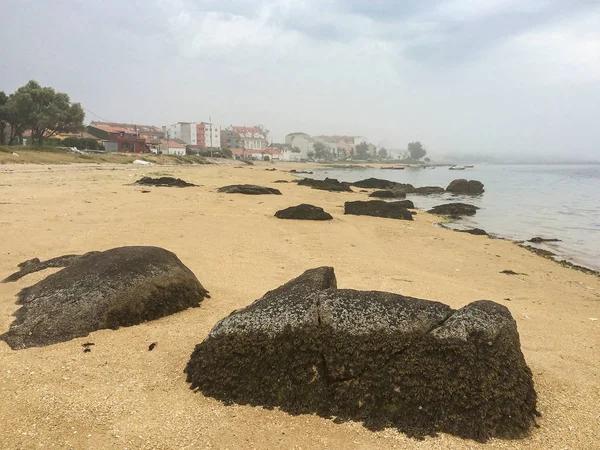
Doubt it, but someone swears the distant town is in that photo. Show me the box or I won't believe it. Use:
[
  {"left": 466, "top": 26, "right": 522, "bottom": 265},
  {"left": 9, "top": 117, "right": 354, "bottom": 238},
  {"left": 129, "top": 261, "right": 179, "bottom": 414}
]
[
  {"left": 1, "top": 81, "right": 426, "bottom": 162},
  {"left": 57, "top": 121, "right": 395, "bottom": 162}
]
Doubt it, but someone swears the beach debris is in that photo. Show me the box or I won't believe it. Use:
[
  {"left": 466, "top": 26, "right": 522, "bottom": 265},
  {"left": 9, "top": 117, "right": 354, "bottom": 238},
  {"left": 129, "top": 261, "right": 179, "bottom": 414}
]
[
  {"left": 457, "top": 228, "right": 489, "bottom": 236},
  {"left": 589, "top": 318, "right": 598, "bottom": 321},
  {"left": 352, "top": 178, "right": 415, "bottom": 193},
  {"left": 217, "top": 184, "right": 282, "bottom": 195},
  {"left": 413, "top": 186, "right": 446, "bottom": 195},
  {"left": 12, "top": 152, "right": 19, "bottom": 157},
  {"left": 82, "top": 342, "right": 95, "bottom": 348},
  {"left": 368, "top": 189, "right": 406, "bottom": 199},
  {"left": 149, "top": 342, "right": 157, "bottom": 351},
  {"left": 186, "top": 267, "right": 538, "bottom": 441},
  {"left": 273, "top": 180, "right": 289, "bottom": 183},
  {"left": 141, "top": 190, "right": 151, "bottom": 193},
  {"left": 265, "top": 168, "right": 277, "bottom": 171},
  {"left": 501, "top": 270, "right": 528, "bottom": 276},
  {"left": 134, "top": 177, "right": 196, "bottom": 188},
  {"left": 428, "top": 202, "right": 479, "bottom": 218},
  {"left": 528, "top": 237, "right": 562, "bottom": 243},
  {"left": 344, "top": 200, "right": 414, "bottom": 220},
  {"left": 275, "top": 204, "right": 333, "bottom": 221},
  {"left": 242, "top": 160, "right": 254, "bottom": 165},
  {"left": 0, "top": 246, "right": 209, "bottom": 349},
  {"left": 289, "top": 169, "right": 313, "bottom": 174},
  {"left": 297, "top": 177, "right": 353, "bottom": 192},
  {"left": 83, "top": 348, "right": 91, "bottom": 353},
  {"left": 446, "top": 179, "right": 485, "bottom": 195},
  {"left": 132, "top": 159, "right": 154, "bottom": 165}
]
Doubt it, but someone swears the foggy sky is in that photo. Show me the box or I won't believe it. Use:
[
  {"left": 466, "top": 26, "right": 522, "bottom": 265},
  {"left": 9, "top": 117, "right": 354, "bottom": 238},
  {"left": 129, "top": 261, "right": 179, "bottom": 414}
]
[{"left": 2, "top": 0, "right": 599, "bottom": 159}]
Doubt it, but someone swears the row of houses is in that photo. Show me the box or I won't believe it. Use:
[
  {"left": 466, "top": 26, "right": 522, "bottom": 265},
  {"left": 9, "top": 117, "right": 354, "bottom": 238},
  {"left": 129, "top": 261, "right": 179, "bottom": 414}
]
[
  {"left": 283, "top": 133, "right": 377, "bottom": 161},
  {"left": 46, "top": 120, "right": 379, "bottom": 161}
]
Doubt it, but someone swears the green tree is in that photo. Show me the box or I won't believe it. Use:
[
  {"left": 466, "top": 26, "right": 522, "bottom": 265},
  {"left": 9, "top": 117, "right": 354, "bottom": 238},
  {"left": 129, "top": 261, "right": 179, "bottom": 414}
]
[
  {"left": 355, "top": 141, "right": 370, "bottom": 160},
  {"left": 292, "top": 146, "right": 301, "bottom": 153},
  {"left": 407, "top": 141, "right": 427, "bottom": 160},
  {"left": 222, "top": 148, "right": 233, "bottom": 158},
  {"left": 313, "top": 141, "right": 327, "bottom": 160},
  {"left": 424, "top": 157, "right": 431, "bottom": 163},
  {"left": 5, "top": 81, "right": 85, "bottom": 147},
  {"left": 378, "top": 147, "right": 388, "bottom": 159},
  {"left": 307, "top": 151, "right": 315, "bottom": 159},
  {"left": 0, "top": 91, "right": 8, "bottom": 144}
]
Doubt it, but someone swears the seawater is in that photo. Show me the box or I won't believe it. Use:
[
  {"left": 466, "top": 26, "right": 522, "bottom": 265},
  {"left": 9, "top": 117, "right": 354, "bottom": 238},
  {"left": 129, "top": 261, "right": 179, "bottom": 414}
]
[{"left": 306, "top": 164, "right": 600, "bottom": 271}]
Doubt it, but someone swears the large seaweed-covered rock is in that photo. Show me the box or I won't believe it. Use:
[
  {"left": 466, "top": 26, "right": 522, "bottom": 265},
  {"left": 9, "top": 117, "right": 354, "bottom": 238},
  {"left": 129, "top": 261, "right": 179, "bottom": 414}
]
[
  {"left": 428, "top": 202, "right": 479, "bottom": 218},
  {"left": 446, "top": 179, "right": 485, "bottom": 195},
  {"left": 185, "top": 268, "right": 537, "bottom": 441},
  {"left": 413, "top": 186, "right": 446, "bottom": 195},
  {"left": 0, "top": 246, "right": 209, "bottom": 349},
  {"left": 345, "top": 200, "right": 413, "bottom": 220},
  {"left": 368, "top": 190, "right": 406, "bottom": 199},
  {"left": 297, "top": 178, "right": 353, "bottom": 192},
  {"left": 218, "top": 184, "right": 282, "bottom": 195},
  {"left": 275, "top": 204, "right": 333, "bottom": 220},
  {"left": 352, "top": 178, "right": 415, "bottom": 193},
  {"left": 135, "top": 177, "right": 196, "bottom": 187}
]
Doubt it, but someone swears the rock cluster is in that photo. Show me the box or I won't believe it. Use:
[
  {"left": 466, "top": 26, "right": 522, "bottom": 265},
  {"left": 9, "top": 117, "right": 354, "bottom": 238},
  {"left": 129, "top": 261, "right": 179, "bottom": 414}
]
[{"left": 345, "top": 200, "right": 414, "bottom": 220}]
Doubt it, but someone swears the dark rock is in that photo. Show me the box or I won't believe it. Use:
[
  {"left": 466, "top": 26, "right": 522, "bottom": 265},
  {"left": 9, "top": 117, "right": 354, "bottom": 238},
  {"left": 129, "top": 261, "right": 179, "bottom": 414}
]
[
  {"left": 141, "top": 190, "right": 151, "bottom": 193},
  {"left": 297, "top": 178, "right": 353, "bottom": 192},
  {"left": 2, "top": 252, "right": 101, "bottom": 283},
  {"left": 149, "top": 342, "right": 157, "bottom": 351},
  {"left": 368, "top": 190, "right": 406, "bottom": 199},
  {"left": 0, "top": 246, "right": 209, "bottom": 349},
  {"left": 218, "top": 184, "right": 282, "bottom": 195},
  {"left": 528, "top": 237, "right": 561, "bottom": 243},
  {"left": 446, "top": 179, "right": 485, "bottom": 195},
  {"left": 345, "top": 201, "right": 413, "bottom": 220},
  {"left": 501, "top": 270, "right": 528, "bottom": 276},
  {"left": 185, "top": 268, "right": 537, "bottom": 441},
  {"left": 458, "top": 228, "right": 489, "bottom": 236},
  {"left": 352, "top": 178, "right": 415, "bottom": 193},
  {"left": 274, "top": 180, "right": 289, "bottom": 183},
  {"left": 135, "top": 177, "right": 196, "bottom": 188},
  {"left": 290, "top": 169, "right": 313, "bottom": 174},
  {"left": 413, "top": 186, "right": 446, "bottom": 195},
  {"left": 82, "top": 342, "right": 95, "bottom": 347},
  {"left": 275, "top": 204, "right": 333, "bottom": 221},
  {"left": 265, "top": 168, "right": 277, "bottom": 171},
  {"left": 83, "top": 348, "right": 91, "bottom": 353},
  {"left": 428, "top": 203, "right": 479, "bottom": 218}
]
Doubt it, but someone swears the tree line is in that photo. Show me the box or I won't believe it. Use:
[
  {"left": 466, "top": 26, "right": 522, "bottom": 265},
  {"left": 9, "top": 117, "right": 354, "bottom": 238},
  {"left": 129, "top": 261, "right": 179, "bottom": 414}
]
[{"left": 0, "top": 80, "right": 85, "bottom": 146}]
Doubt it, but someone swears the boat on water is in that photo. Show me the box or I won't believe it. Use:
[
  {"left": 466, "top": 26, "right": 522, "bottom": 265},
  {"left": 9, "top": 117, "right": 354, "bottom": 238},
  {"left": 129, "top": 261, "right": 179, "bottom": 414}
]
[
  {"left": 380, "top": 166, "right": 405, "bottom": 170},
  {"left": 465, "top": 165, "right": 474, "bottom": 168},
  {"left": 449, "top": 165, "right": 466, "bottom": 170}
]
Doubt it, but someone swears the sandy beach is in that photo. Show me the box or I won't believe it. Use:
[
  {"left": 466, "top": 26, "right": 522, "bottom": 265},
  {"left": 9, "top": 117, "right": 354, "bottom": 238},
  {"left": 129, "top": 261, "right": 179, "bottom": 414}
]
[{"left": 0, "top": 162, "right": 598, "bottom": 450}]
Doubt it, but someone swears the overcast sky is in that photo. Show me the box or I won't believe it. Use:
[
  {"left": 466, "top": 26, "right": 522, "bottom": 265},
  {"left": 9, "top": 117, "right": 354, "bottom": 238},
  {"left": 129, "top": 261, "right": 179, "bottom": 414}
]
[{"left": 2, "top": 0, "right": 599, "bottom": 159}]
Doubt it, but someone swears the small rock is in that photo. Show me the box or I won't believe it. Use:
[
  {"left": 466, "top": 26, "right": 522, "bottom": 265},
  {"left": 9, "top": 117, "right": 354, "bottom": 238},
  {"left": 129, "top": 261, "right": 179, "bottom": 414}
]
[{"left": 275, "top": 204, "right": 333, "bottom": 221}]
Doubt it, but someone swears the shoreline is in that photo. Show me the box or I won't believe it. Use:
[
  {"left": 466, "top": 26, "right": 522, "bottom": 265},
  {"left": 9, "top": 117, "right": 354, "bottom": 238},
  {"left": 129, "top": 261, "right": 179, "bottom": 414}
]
[
  {"left": 301, "top": 166, "right": 600, "bottom": 273},
  {"left": 0, "top": 162, "right": 599, "bottom": 449}
]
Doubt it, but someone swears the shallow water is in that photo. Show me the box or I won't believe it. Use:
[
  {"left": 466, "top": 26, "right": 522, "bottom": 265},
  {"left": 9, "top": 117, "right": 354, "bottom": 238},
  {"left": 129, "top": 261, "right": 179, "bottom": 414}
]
[{"left": 307, "top": 164, "right": 600, "bottom": 271}]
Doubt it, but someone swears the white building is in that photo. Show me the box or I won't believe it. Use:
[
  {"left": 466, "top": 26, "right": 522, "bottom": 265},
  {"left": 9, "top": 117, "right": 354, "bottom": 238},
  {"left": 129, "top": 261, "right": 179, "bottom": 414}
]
[
  {"left": 163, "top": 122, "right": 197, "bottom": 146},
  {"left": 159, "top": 139, "right": 187, "bottom": 156},
  {"left": 285, "top": 132, "right": 314, "bottom": 159}
]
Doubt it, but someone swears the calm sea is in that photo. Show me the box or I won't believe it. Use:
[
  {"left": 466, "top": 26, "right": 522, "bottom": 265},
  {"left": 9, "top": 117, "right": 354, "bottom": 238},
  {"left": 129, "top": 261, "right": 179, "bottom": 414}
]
[{"left": 308, "top": 164, "right": 600, "bottom": 271}]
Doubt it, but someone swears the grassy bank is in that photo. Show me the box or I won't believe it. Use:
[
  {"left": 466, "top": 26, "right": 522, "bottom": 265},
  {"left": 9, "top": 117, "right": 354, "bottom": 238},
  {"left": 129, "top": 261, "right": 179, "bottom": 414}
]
[{"left": 0, "top": 146, "right": 211, "bottom": 165}]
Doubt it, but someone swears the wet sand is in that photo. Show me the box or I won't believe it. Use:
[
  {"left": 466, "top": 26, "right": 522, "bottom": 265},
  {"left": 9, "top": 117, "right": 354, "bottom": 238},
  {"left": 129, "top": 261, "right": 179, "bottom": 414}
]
[{"left": 0, "top": 162, "right": 598, "bottom": 449}]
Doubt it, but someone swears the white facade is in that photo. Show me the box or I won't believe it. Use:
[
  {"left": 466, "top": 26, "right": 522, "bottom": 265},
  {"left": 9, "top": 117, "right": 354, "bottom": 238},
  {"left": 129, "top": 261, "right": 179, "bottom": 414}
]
[
  {"left": 280, "top": 149, "right": 303, "bottom": 162},
  {"left": 198, "top": 122, "right": 222, "bottom": 148},
  {"left": 285, "top": 133, "right": 314, "bottom": 159},
  {"left": 163, "top": 122, "right": 197, "bottom": 146}
]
